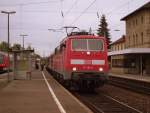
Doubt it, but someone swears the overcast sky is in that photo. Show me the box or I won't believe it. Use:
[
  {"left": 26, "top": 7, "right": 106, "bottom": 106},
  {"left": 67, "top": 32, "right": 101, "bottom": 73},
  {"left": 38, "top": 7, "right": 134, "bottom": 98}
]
[{"left": 0, "top": 0, "right": 149, "bottom": 56}]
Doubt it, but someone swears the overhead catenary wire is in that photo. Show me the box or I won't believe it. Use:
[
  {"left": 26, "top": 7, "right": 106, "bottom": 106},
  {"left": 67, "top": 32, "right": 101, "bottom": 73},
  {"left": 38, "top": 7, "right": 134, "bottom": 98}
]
[
  {"left": 0, "top": 0, "right": 60, "bottom": 6},
  {"left": 69, "top": 0, "right": 132, "bottom": 26},
  {"left": 60, "top": 0, "right": 65, "bottom": 28},
  {"left": 70, "top": 0, "right": 97, "bottom": 25},
  {"left": 105, "top": 0, "right": 135, "bottom": 15},
  {"left": 90, "top": 0, "right": 142, "bottom": 35},
  {"left": 70, "top": 0, "right": 143, "bottom": 32},
  {"left": 65, "top": 0, "right": 79, "bottom": 17},
  {"left": 1, "top": 0, "right": 148, "bottom": 34}
]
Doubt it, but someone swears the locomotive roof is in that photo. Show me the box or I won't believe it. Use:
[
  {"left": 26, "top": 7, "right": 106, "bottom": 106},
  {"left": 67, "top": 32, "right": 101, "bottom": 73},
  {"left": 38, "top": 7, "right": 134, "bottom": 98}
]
[{"left": 60, "top": 35, "right": 105, "bottom": 44}]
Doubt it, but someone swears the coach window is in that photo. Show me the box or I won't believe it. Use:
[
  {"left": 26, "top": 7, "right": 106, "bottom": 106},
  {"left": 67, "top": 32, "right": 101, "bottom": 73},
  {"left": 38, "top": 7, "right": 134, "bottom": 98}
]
[
  {"left": 60, "top": 43, "right": 66, "bottom": 52},
  {"left": 61, "top": 43, "right": 66, "bottom": 48},
  {"left": 0, "top": 55, "right": 3, "bottom": 64},
  {"left": 55, "top": 48, "right": 58, "bottom": 54}
]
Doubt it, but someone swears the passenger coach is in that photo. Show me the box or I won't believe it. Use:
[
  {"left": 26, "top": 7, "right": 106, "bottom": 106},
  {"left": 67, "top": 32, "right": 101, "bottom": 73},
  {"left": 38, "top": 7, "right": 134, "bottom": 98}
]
[{"left": 0, "top": 52, "right": 9, "bottom": 73}]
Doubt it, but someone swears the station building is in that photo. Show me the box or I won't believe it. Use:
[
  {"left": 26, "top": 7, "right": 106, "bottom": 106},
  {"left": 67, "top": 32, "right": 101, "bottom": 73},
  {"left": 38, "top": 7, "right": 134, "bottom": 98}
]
[{"left": 109, "top": 2, "right": 150, "bottom": 76}]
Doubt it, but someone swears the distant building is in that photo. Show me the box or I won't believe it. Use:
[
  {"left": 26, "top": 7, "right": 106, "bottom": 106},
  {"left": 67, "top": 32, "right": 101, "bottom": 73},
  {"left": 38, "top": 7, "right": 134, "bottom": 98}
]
[
  {"left": 109, "top": 2, "right": 150, "bottom": 75},
  {"left": 109, "top": 35, "right": 126, "bottom": 74},
  {"left": 110, "top": 35, "right": 125, "bottom": 51}
]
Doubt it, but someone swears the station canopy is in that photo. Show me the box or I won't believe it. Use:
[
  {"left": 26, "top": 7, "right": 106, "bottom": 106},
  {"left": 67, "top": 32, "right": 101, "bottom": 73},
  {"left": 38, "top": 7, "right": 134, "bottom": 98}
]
[{"left": 108, "top": 48, "right": 150, "bottom": 56}]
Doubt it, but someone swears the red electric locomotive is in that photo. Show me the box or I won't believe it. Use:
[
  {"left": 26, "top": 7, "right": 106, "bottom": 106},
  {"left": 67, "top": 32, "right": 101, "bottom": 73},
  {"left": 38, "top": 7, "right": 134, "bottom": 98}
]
[
  {"left": 0, "top": 52, "right": 9, "bottom": 73},
  {"left": 48, "top": 31, "right": 109, "bottom": 91}
]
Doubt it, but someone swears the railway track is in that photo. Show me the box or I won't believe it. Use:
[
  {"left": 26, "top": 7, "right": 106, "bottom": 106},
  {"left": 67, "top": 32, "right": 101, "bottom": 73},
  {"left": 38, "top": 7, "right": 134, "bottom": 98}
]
[
  {"left": 73, "top": 75, "right": 150, "bottom": 113},
  {"left": 74, "top": 92, "right": 143, "bottom": 113},
  {"left": 47, "top": 70, "right": 149, "bottom": 113},
  {"left": 108, "top": 76, "right": 150, "bottom": 95}
]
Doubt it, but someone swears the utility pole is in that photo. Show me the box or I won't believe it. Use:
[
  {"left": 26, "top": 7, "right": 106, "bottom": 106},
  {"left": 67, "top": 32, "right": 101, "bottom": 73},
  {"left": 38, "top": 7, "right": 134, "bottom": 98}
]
[
  {"left": 1, "top": 11, "right": 16, "bottom": 82},
  {"left": 20, "top": 34, "right": 28, "bottom": 50}
]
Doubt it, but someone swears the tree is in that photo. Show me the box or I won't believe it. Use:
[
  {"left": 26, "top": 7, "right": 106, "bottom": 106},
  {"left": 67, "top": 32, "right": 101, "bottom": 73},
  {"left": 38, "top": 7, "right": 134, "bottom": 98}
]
[
  {"left": 97, "top": 14, "right": 111, "bottom": 49},
  {"left": 26, "top": 45, "right": 32, "bottom": 50},
  {"left": 0, "top": 41, "right": 9, "bottom": 52},
  {"left": 11, "top": 43, "right": 22, "bottom": 50}
]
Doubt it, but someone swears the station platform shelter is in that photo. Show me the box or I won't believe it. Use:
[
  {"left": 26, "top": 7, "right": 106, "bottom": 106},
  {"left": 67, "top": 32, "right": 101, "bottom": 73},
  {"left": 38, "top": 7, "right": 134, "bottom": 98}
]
[
  {"left": 10, "top": 49, "right": 34, "bottom": 80},
  {"left": 108, "top": 48, "right": 150, "bottom": 76}
]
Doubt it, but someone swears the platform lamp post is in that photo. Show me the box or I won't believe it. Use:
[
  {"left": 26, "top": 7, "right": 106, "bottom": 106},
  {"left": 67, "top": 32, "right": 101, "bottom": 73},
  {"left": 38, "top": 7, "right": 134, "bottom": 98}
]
[{"left": 1, "top": 11, "right": 16, "bottom": 82}]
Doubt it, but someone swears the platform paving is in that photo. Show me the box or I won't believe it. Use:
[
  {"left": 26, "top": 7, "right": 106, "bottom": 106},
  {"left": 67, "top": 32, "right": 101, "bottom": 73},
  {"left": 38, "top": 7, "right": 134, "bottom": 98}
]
[{"left": 0, "top": 70, "right": 92, "bottom": 113}]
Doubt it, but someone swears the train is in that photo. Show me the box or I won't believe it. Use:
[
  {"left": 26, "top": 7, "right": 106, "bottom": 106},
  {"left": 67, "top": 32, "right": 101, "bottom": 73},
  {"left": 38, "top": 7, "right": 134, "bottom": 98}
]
[
  {"left": 47, "top": 31, "right": 109, "bottom": 91},
  {"left": 0, "top": 52, "right": 9, "bottom": 73}
]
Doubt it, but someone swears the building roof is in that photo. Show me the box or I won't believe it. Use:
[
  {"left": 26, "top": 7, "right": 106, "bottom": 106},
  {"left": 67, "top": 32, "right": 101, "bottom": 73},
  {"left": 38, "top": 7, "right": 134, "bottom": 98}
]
[
  {"left": 121, "top": 2, "right": 150, "bottom": 20},
  {"left": 111, "top": 35, "right": 125, "bottom": 45},
  {"left": 108, "top": 48, "right": 150, "bottom": 56}
]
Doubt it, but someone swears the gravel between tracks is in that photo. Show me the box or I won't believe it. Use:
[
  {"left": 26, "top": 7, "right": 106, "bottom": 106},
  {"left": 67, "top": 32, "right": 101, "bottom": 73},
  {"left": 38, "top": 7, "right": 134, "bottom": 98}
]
[{"left": 98, "top": 84, "right": 150, "bottom": 113}]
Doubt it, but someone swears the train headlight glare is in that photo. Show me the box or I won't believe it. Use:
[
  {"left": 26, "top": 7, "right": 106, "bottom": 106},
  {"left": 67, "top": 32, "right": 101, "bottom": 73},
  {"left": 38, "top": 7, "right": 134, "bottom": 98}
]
[
  {"left": 99, "top": 67, "right": 103, "bottom": 71},
  {"left": 72, "top": 67, "right": 77, "bottom": 71},
  {"left": 87, "top": 51, "right": 90, "bottom": 55}
]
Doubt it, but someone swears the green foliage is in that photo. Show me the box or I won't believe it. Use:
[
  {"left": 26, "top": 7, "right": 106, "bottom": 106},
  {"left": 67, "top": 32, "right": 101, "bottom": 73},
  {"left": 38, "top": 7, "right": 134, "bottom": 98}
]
[
  {"left": 0, "top": 41, "right": 9, "bottom": 52},
  {"left": 0, "top": 41, "right": 22, "bottom": 51},
  {"left": 12, "top": 43, "right": 22, "bottom": 50},
  {"left": 26, "top": 45, "right": 32, "bottom": 50},
  {"left": 34, "top": 53, "right": 41, "bottom": 58},
  {"left": 97, "top": 14, "right": 111, "bottom": 49}
]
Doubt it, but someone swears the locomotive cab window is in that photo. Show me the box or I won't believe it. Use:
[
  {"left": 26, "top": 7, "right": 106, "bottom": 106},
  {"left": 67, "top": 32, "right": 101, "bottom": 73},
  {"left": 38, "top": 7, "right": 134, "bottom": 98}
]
[
  {"left": 72, "top": 39, "right": 103, "bottom": 51},
  {"left": 72, "top": 39, "right": 87, "bottom": 51},
  {"left": 88, "top": 39, "right": 103, "bottom": 51}
]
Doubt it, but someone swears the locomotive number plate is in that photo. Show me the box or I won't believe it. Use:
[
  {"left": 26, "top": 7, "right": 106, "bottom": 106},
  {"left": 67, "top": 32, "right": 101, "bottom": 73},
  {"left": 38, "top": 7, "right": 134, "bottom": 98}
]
[{"left": 84, "top": 60, "right": 92, "bottom": 64}]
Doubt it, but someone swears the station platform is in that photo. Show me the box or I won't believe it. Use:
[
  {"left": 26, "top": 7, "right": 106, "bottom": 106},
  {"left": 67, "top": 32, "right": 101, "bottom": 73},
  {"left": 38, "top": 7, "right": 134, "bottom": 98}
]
[
  {"left": 0, "top": 70, "right": 92, "bottom": 113},
  {"left": 109, "top": 73, "right": 150, "bottom": 83}
]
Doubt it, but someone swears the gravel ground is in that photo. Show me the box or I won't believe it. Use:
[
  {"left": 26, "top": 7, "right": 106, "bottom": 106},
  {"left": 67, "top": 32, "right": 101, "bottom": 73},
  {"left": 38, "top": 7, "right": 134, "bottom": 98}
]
[{"left": 98, "top": 84, "right": 150, "bottom": 113}]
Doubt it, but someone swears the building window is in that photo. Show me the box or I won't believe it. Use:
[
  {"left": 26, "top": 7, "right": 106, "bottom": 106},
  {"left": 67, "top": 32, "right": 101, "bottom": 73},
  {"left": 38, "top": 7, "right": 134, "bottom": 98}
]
[
  {"left": 133, "top": 20, "right": 135, "bottom": 26},
  {"left": 149, "top": 15, "right": 150, "bottom": 24},
  {"left": 128, "top": 36, "right": 130, "bottom": 47},
  {"left": 141, "top": 32, "right": 144, "bottom": 44},
  {"left": 124, "top": 59, "right": 136, "bottom": 68},
  {"left": 121, "top": 44, "right": 123, "bottom": 50},
  {"left": 136, "top": 34, "right": 138, "bottom": 45},
  {"left": 112, "top": 59, "right": 124, "bottom": 67},
  {"left": 133, "top": 34, "right": 135, "bottom": 46},
  {"left": 141, "top": 16, "right": 144, "bottom": 24},
  {"left": 128, "top": 21, "right": 131, "bottom": 28},
  {"left": 136, "top": 19, "right": 138, "bottom": 25}
]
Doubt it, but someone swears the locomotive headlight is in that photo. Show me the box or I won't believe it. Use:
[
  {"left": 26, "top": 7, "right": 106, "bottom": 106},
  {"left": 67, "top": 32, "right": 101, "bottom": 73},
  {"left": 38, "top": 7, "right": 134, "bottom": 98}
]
[
  {"left": 72, "top": 67, "right": 77, "bottom": 71},
  {"left": 99, "top": 67, "right": 103, "bottom": 71},
  {"left": 87, "top": 51, "right": 90, "bottom": 55}
]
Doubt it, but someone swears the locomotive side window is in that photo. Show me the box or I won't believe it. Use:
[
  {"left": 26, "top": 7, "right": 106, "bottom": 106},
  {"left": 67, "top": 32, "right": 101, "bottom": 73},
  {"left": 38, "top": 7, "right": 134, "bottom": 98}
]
[
  {"left": 88, "top": 39, "right": 103, "bottom": 51},
  {"left": 0, "top": 55, "right": 3, "bottom": 64},
  {"left": 72, "top": 39, "right": 87, "bottom": 51}
]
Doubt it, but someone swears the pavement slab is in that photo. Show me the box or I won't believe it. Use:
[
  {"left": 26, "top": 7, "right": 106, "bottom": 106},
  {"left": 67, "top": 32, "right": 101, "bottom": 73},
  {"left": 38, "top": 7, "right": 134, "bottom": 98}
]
[
  {"left": 0, "top": 71, "right": 60, "bottom": 113},
  {"left": 0, "top": 70, "right": 93, "bottom": 113}
]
